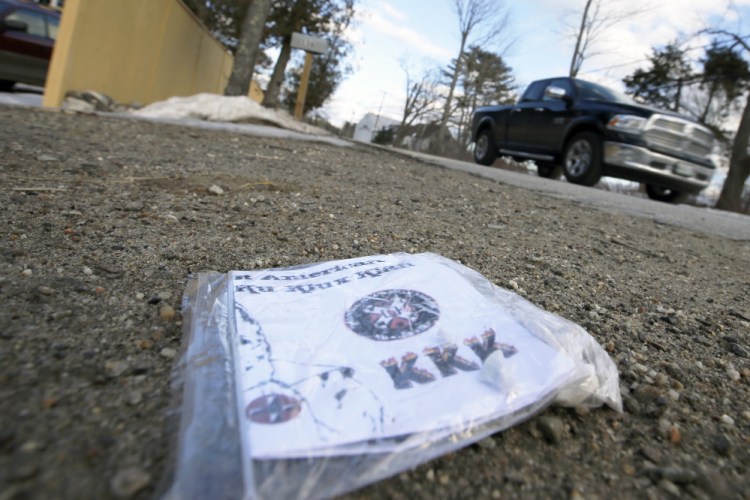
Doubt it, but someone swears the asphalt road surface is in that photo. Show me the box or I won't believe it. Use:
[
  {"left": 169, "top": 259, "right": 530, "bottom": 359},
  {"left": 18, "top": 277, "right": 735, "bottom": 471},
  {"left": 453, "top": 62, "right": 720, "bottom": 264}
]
[{"left": 394, "top": 149, "right": 749, "bottom": 242}]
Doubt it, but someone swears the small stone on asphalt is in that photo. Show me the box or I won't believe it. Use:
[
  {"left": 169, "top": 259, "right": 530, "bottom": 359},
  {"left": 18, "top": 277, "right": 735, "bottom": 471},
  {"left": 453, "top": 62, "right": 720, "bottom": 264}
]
[
  {"left": 111, "top": 467, "right": 151, "bottom": 498},
  {"left": 105, "top": 361, "right": 129, "bottom": 378},
  {"left": 537, "top": 415, "right": 565, "bottom": 444},
  {"left": 159, "top": 305, "right": 176, "bottom": 320},
  {"left": 160, "top": 347, "right": 177, "bottom": 359}
]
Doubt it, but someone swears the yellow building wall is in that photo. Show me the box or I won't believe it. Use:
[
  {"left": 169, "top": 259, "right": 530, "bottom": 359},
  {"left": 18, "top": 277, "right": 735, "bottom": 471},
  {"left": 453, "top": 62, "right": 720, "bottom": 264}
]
[{"left": 43, "top": 0, "right": 261, "bottom": 108}]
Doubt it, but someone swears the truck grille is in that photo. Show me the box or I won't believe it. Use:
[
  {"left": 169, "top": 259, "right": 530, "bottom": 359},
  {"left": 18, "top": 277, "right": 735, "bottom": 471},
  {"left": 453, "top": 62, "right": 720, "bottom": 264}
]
[{"left": 644, "top": 115, "right": 714, "bottom": 160}]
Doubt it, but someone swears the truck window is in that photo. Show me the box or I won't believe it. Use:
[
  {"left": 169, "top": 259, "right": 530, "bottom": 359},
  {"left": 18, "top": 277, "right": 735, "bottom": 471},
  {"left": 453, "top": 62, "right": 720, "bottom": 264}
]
[
  {"left": 521, "top": 81, "right": 547, "bottom": 101},
  {"left": 7, "top": 9, "right": 48, "bottom": 38},
  {"left": 576, "top": 80, "right": 634, "bottom": 105},
  {"left": 46, "top": 13, "right": 59, "bottom": 40}
]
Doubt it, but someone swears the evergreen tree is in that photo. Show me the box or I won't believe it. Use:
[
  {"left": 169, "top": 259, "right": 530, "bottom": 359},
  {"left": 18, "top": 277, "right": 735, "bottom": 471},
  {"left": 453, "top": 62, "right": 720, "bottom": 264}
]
[
  {"left": 262, "top": 0, "right": 355, "bottom": 109},
  {"left": 436, "top": 0, "right": 512, "bottom": 156},
  {"left": 372, "top": 127, "right": 395, "bottom": 145},
  {"left": 183, "top": 0, "right": 250, "bottom": 52},
  {"left": 623, "top": 40, "right": 750, "bottom": 137},
  {"left": 281, "top": 35, "right": 351, "bottom": 115},
  {"left": 452, "top": 46, "right": 515, "bottom": 150},
  {"left": 460, "top": 46, "right": 515, "bottom": 107},
  {"left": 623, "top": 43, "right": 692, "bottom": 112},
  {"left": 184, "top": 0, "right": 355, "bottom": 104},
  {"left": 694, "top": 42, "right": 750, "bottom": 127},
  {"left": 627, "top": 33, "right": 750, "bottom": 213}
]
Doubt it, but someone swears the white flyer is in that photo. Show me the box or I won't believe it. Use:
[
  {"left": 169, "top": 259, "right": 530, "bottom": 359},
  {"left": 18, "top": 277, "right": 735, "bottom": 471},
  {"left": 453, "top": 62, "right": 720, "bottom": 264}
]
[{"left": 230, "top": 253, "right": 578, "bottom": 459}]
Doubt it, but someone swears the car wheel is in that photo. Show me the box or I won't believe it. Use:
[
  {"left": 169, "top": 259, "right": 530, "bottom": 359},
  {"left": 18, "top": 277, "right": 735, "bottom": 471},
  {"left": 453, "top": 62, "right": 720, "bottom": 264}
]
[
  {"left": 0, "top": 80, "right": 15, "bottom": 92},
  {"left": 563, "top": 132, "right": 602, "bottom": 186},
  {"left": 645, "top": 184, "right": 687, "bottom": 203},
  {"left": 473, "top": 128, "right": 497, "bottom": 166},
  {"left": 536, "top": 161, "right": 562, "bottom": 179}
]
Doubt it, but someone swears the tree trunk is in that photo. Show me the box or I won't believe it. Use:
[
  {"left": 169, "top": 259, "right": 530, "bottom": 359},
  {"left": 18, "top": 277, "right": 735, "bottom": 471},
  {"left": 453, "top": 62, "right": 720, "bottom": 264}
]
[
  {"left": 570, "top": 0, "right": 594, "bottom": 77},
  {"left": 457, "top": 105, "right": 469, "bottom": 150},
  {"left": 263, "top": 38, "right": 293, "bottom": 108},
  {"left": 700, "top": 83, "right": 717, "bottom": 124},
  {"left": 394, "top": 115, "right": 408, "bottom": 147},
  {"left": 395, "top": 83, "right": 419, "bottom": 146},
  {"left": 225, "top": 0, "right": 273, "bottom": 96},
  {"left": 395, "top": 85, "right": 413, "bottom": 146},
  {"left": 716, "top": 93, "right": 750, "bottom": 212},
  {"left": 436, "top": 39, "right": 466, "bottom": 156}
]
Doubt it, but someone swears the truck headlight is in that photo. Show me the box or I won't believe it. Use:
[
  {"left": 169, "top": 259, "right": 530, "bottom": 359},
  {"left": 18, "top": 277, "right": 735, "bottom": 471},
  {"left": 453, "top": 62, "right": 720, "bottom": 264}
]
[{"left": 607, "top": 115, "right": 647, "bottom": 135}]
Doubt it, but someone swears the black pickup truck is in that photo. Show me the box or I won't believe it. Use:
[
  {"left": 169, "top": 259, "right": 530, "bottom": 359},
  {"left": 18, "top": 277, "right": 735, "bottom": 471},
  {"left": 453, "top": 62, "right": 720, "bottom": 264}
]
[{"left": 471, "top": 77, "right": 717, "bottom": 202}]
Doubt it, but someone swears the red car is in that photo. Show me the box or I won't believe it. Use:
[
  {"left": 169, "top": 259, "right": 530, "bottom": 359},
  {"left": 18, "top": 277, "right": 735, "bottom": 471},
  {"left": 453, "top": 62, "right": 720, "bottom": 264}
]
[{"left": 0, "top": 0, "right": 60, "bottom": 91}]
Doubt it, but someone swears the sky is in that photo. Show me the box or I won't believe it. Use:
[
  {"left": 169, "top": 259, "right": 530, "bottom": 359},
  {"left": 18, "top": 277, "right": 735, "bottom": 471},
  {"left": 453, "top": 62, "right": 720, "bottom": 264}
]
[{"left": 319, "top": 0, "right": 750, "bottom": 127}]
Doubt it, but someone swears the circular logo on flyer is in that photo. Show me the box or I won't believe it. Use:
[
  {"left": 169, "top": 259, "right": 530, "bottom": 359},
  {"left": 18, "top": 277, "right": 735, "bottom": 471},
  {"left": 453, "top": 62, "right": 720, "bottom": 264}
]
[
  {"left": 344, "top": 289, "right": 440, "bottom": 341},
  {"left": 245, "top": 394, "right": 302, "bottom": 424}
]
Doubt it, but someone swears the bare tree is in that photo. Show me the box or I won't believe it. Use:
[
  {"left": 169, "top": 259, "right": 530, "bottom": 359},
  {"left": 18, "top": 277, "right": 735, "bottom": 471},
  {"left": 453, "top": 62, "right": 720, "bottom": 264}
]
[
  {"left": 394, "top": 62, "right": 440, "bottom": 147},
  {"left": 225, "top": 0, "right": 273, "bottom": 96},
  {"left": 436, "top": 0, "right": 512, "bottom": 155},
  {"left": 569, "top": 0, "right": 594, "bottom": 77},
  {"left": 703, "top": 29, "right": 750, "bottom": 213},
  {"left": 568, "top": 0, "right": 645, "bottom": 77}
]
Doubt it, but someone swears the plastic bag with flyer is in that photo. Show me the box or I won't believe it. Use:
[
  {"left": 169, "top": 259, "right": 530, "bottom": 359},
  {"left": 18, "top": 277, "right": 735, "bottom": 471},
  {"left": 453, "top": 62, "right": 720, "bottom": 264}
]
[{"left": 161, "top": 252, "right": 621, "bottom": 499}]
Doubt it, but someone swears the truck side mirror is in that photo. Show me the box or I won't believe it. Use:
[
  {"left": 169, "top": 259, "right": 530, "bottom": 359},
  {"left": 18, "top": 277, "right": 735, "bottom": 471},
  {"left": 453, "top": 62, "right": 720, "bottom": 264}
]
[
  {"left": 545, "top": 86, "right": 573, "bottom": 106},
  {"left": 0, "top": 19, "right": 29, "bottom": 33}
]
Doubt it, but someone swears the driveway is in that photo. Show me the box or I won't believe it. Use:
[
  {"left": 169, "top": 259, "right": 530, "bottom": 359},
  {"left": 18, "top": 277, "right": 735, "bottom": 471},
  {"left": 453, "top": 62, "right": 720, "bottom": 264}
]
[{"left": 392, "top": 149, "right": 750, "bottom": 241}]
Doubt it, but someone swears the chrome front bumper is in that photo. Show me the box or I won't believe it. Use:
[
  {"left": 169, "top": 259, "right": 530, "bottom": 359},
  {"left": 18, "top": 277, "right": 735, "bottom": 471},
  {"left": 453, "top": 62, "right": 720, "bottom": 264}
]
[{"left": 603, "top": 141, "right": 713, "bottom": 190}]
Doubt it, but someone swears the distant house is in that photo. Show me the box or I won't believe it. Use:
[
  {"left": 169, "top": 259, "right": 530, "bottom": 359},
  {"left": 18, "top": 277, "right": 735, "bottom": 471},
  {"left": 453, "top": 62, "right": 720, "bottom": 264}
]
[
  {"left": 400, "top": 121, "right": 458, "bottom": 154},
  {"left": 353, "top": 112, "right": 400, "bottom": 143}
]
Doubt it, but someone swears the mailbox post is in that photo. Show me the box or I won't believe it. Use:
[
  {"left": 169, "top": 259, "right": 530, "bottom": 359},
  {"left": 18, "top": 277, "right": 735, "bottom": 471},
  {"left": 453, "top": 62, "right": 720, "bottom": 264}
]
[{"left": 290, "top": 32, "right": 328, "bottom": 120}]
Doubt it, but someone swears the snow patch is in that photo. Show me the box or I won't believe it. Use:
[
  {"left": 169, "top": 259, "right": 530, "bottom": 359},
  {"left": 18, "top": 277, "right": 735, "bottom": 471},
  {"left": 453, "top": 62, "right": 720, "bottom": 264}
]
[{"left": 131, "top": 93, "right": 329, "bottom": 136}]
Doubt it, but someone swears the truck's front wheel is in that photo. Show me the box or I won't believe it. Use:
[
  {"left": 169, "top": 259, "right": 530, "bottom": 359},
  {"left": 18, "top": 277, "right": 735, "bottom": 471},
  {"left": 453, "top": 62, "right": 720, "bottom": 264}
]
[
  {"left": 563, "top": 132, "right": 602, "bottom": 186},
  {"left": 474, "top": 128, "right": 497, "bottom": 166}
]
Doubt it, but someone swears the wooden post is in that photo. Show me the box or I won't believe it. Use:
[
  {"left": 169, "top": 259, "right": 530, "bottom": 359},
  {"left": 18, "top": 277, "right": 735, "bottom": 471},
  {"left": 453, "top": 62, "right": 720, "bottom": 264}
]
[{"left": 294, "top": 52, "right": 314, "bottom": 120}]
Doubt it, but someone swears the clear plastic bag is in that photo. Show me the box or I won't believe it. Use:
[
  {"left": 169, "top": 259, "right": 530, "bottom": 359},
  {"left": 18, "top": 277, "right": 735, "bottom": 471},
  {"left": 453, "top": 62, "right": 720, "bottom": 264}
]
[{"left": 161, "top": 253, "right": 621, "bottom": 499}]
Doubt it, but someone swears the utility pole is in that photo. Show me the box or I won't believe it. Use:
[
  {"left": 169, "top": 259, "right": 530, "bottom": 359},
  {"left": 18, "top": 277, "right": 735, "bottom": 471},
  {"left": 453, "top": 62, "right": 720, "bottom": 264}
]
[{"left": 372, "top": 91, "right": 386, "bottom": 140}]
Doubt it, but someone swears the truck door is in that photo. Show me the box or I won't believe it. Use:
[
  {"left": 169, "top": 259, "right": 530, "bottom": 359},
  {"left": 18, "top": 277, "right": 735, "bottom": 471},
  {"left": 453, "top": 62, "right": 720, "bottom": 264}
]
[{"left": 505, "top": 79, "right": 574, "bottom": 156}]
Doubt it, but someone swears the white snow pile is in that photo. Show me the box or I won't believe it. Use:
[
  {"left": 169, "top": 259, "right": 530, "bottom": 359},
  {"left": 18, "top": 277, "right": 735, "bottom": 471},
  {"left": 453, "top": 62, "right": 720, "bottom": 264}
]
[{"left": 131, "top": 93, "right": 329, "bottom": 136}]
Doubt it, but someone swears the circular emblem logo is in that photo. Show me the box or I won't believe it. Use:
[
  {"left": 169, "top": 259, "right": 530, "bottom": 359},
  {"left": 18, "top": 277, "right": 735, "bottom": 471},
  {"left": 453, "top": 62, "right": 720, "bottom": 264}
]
[
  {"left": 344, "top": 289, "right": 440, "bottom": 341},
  {"left": 245, "top": 394, "right": 301, "bottom": 424}
]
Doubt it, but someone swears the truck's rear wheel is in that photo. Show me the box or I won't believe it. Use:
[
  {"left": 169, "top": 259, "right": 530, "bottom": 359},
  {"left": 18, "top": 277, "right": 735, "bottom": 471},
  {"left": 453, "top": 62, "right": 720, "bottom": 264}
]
[
  {"left": 536, "top": 161, "right": 562, "bottom": 179},
  {"left": 474, "top": 128, "right": 497, "bottom": 166},
  {"left": 645, "top": 184, "right": 687, "bottom": 203},
  {"left": 563, "top": 132, "right": 602, "bottom": 186}
]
